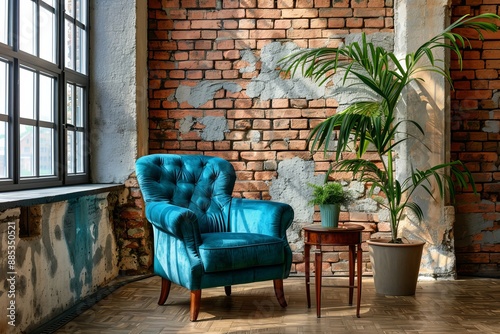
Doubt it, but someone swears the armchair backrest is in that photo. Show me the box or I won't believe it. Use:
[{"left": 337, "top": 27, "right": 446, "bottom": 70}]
[{"left": 136, "top": 154, "right": 236, "bottom": 233}]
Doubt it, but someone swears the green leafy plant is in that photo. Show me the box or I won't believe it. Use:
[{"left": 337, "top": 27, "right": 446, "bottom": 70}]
[
  {"left": 308, "top": 181, "right": 353, "bottom": 206},
  {"left": 280, "top": 14, "right": 499, "bottom": 243}
]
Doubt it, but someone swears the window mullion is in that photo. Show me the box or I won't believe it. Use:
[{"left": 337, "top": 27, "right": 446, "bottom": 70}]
[
  {"left": 12, "top": 58, "right": 19, "bottom": 184},
  {"left": 11, "top": 0, "right": 19, "bottom": 51},
  {"left": 59, "top": 0, "right": 66, "bottom": 183}
]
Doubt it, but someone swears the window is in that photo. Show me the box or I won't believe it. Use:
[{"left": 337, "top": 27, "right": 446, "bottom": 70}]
[{"left": 0, "top": 0, "right": 89, "bottom": 191}]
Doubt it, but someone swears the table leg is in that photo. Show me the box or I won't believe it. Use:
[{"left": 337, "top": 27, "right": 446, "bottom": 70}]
[
  {"left": 305, "top": 243, "right": 311, "bottom": 308},
  {"left": 356, "top": 243, "right": 362, "bottom": 318},
  {"left": 348, "top": 244, "right": 355, "bottom": 305},
  {"left": 314, "top": 246, "right": 322, "bottom": 318}
]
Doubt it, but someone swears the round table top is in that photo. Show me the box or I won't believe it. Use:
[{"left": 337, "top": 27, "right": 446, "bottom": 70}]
[{"left": 302, "top": 223, "right": 364, "bottom": 233}]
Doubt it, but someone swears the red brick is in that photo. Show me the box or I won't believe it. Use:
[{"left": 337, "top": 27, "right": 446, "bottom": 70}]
[
  {"left": 346, "top": 17, "right": 363, "bottom": 28},
  {"left": 215, "top": 40, "right": 235, "bottom": 50},
  {"left": 214, "top": 141, "right": 231, "bottom": 150},
  {"left": 282, "top": 8, "right": 318, "bottom": 18},
  {"left": 246, "top": 9, "right": 283, "bottom": 18},
  {"left": 266, "top": 109, "right": 301, "bottom": 118},
  {"left": 228, "top": 109, "right": 265, "bottom": 119},
  {"left": 318, "top": 7, "right": 352, "bottom": 17},
  {"left": 205, "top": 9, "right": 246, "bottom": 19},
  {"left": 191, "top": 20, "right": 222, "bottom": 29},
  {"left": 233, "top": 180, "right": 269, "bottom": 191},
  {"left": 199, "top": 0, "right": 216, "bottom": 7},
  {"left": 365, "top": 18, "right": 385, "bottom": 28},
  {"left": 223, "top": 0, "right": 240, "bottom": 8},
  {"left": 249, "top": 29, "right": 286, "bottom": 39},
  {"left": 205, "top": 151, "right": 240, "bottom": 160},
  {"left": 455, "top": 90, "right": 492, "bottom": 100},
  {"left": 353, "top": 8, "right": 385, "bottom": 17},
  {"left": 171, "top": 30, "right": 201, "bottom": 40},
  {"left": 254, "top": 171, "right": 277, "bottom": 180},
  {"left": 257, "top": 0, "right": 274, "bottom": 8}
]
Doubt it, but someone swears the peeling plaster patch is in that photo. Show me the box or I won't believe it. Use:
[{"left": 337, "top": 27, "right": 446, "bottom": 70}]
[
  {"left": 269, "top": 157, "right": 323, "bottom": 252},
  {"left": 175, "top": 81, "right": 242, "bottom": 108},
  {"left": 247, "top": 42, "right": 326, "bottom": 100},
  {"left": 247, "top": 130, "right": 261, "bottom": 142},
  {"left": 344, "top": 32, "right": 393, "bottom": 51},
  {"left": 246, "top": 34, "right": 393, "bottom": 101},
  {"left": 240, "top": 49, "right": 258, "bottom": 73},
  {"left": 42, "top": 204, "right": 59, "bottom": 277},
  {"left": 329, "top": 33, "right": 393, "bottom": 111},
  {"left": 175, "top": 85, "right": 191, "bottom": 103},
  {"left": 330, "top": 70, "right": 380, "bottom": 111},
  {"left": 350, "top": 198, "right": 379, "bottom": 213},
  {"left": 269, "top": 157, "right": 323, "bottom": 224},
  {"left": 180, "top": 116, "right": 195, "bottom": 134},
  {"left": 483, "top": 120, "right": 499, "bottom": 133},
  {"left": 198, "top": 116, "right": 228, "bottom": 141},
  {"left": 421, "top": 244, "right": 456, "bottom": 277},
  {"left": 490, "top": 92, "right": 500, "bottom": 109}
]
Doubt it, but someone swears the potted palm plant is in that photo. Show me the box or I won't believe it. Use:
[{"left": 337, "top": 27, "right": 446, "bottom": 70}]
[
  {"left": 279, "top": 14, "right": 498, "bottom": 295},
  {"left": 309, "top": 180, "right": 353, "bottom": 228}
]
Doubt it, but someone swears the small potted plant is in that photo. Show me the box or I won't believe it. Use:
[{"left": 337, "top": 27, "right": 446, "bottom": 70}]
[{"left": 309, "top": 180, "right": 353, "bottom": 228}]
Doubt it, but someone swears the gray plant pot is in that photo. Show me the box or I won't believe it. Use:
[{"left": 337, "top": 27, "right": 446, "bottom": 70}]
[
  {"left": 367, "top": 238, "right": 425, "bottom": 296},
  {"left": 319, "top": 204, "right": 340, "bottom": 228}
]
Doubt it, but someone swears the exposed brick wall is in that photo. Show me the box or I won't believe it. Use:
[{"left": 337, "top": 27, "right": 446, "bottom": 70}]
[
  {"left": 117, "top": 1, "right": 500, "bottom": 279},
  {"left": 147, "top": 0, "right": 394, "bottom": 276},
  {"left": 451, "top": 1, "right": 500, "bottom": 277},
  {"left": 113, "top": 175, "right": 153, "bottom": 275}
]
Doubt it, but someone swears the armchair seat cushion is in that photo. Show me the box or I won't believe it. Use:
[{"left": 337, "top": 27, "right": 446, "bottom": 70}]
[{"left": 199, "top": 232, "right": 285, "bottom": 273}]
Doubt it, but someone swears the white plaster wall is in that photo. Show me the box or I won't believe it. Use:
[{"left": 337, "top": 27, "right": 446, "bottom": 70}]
[
  {"left": 394, "top": 0, "right": 456, "bottom": 277},
  {"left": 0, "top": 194, "right": 119, "bottom": 333},
  {"left": 89, "top": 0, "right": 148, "bottom": 183}
]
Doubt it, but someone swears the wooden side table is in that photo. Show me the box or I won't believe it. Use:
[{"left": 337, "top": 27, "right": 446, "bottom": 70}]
[{"left": 303, "top": 224, "right": 364, "bottom": 318}]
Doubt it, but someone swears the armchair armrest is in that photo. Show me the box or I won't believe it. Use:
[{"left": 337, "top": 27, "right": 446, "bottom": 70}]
[
  {"left": 229, "top": 198, "right": 294, "bottom": 237},
  {"left": 145, "top": 201, "right": 202, "bottom": 245}
]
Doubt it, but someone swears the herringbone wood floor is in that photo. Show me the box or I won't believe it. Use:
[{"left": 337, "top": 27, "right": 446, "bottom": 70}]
[{"left": 53, "top": 275, "right": 499, "bottom": 334}]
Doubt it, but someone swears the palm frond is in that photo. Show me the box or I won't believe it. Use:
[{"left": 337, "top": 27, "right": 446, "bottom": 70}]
[{"left": 279, "top": 13, "right": 496, "bottom": 242}]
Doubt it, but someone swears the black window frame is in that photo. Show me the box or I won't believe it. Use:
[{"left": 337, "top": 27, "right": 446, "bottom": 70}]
[{"left": 0, "top": 0, "right": 89, "bottom": 192}]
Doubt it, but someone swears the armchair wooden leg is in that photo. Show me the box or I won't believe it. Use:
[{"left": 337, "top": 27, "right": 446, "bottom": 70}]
[
  {"left": 273, "top": 279, "right": 287, "bottom": 308},
  {"left": 190, "top": 290, "right": 202, "bottom": 321},
  {"left": 224, "top": 286, "right": 231, "bottom": 296},
  {"left": 158, "top": 278, "right": 171, "bottom": 305}
]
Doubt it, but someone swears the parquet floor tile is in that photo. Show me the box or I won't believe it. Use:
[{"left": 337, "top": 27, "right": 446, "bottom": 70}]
[{"left": 53, "top": 276, "right": 500, "bottom": 334}]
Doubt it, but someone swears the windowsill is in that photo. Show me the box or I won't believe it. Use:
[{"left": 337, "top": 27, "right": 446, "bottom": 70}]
[{"left": 0, "top": 184, "right": 124, "bottom": 211}]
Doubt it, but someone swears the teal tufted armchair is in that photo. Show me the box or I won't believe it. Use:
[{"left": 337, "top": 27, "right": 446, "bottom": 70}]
[{"left": 135, "top": 154, "right": 294, "bottom": 321}]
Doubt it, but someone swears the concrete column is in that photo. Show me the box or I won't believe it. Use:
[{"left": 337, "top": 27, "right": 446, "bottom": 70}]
[
  {"left": 89, "top": 0, "right": 148, "bottom": 183},
  {"left": 394, "top": 0, "right": 456, "bottom": 278}
]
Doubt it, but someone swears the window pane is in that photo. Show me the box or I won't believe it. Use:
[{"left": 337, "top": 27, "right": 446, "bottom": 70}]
[
  {"left": 65, "top": 20, "right": 74, "bottom": 69},
  {"left": 40, "top": 7, "right": 56, "bottom": 63},
  {"left": 20, "top": 68, "right": 35, "bottom": 119},
  {"left": 0, "top": 0, "right": 7, "bottom": 45},
  {"left": 20, "top": 124, "right": 35, "bottom": 177},
  {"left": 40, "top": 74, "right": 54, "bottom": 122},
  {"left": 0, "top": 60, "right": 7, "bottom": 115},
  {"left": 0, "top": 121, "right": 7, "bottom": 178},
  {"left": 76, "top": 131, "right": 83, "bottom": 173},
  {"left": 39, "top": 127, "right": 53, "bottom": 176},
  {"left": 76, "top": 0, "right": 86, "bottom": 25},
  {"left": 65, "top": 0, "right": 74, "bottom": 18},
  {"left": 76, "top": 27, "right": 86, "bottom": 74},
  {"left": 19, "top": 0, "right": 36, "bottom": 56},
  {"left": 76, "top": 86, "right": 83, "bottom": 127},
  {"left": 67, "top": 130, "right": 74, "bottom": 173},
  {"left": 67, "top": 83, "right": 73, "bottom": 124}
]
